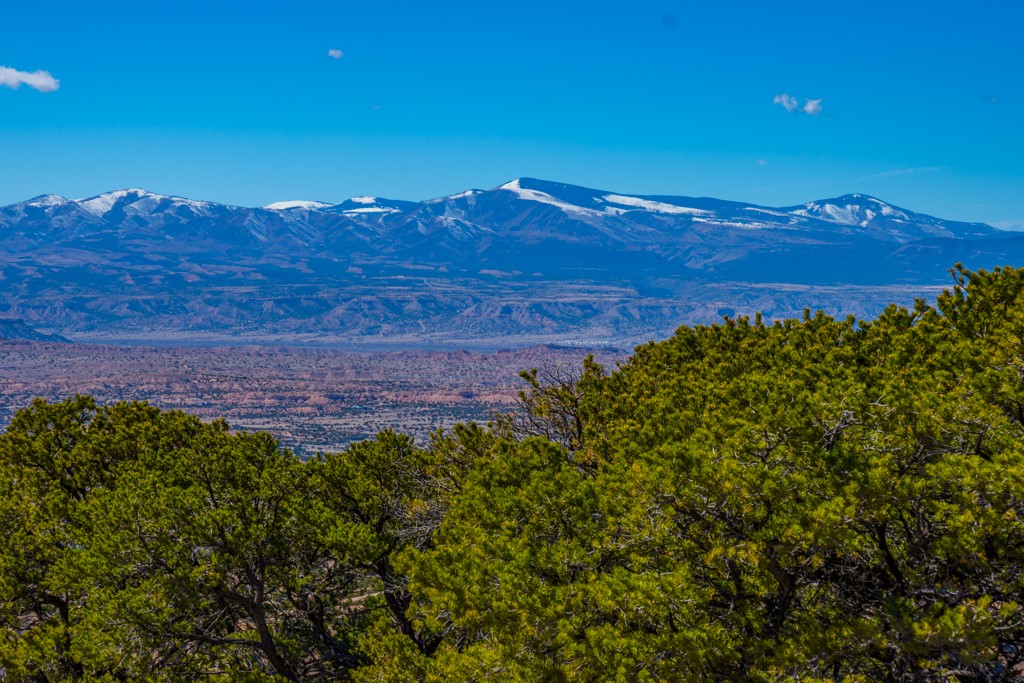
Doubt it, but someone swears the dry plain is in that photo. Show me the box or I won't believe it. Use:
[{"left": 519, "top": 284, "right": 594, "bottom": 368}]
[{"left": 0, "top": 340, "right": 624, "bottom": 455}]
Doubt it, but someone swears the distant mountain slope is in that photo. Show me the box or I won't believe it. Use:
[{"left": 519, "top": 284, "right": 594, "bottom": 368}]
[
  {"left": 0, "top": 179, "right": 1018, "bottom": 347},
  {"left": 0, "top": 319, "right": 69, "bottom": 343}
]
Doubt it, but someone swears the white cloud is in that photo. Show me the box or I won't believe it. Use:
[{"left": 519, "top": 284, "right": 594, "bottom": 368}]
[
  {"left": 757, "top": 159, "right": 768, "bottom": 166},
  {"left": 802, "top": 98, "right": 823, "bottom": 116},
  {"left": 328, "top": 49, "right": 344, "bottom": 60},
  {"left": 773, "top": 93, "right": 798, "bottom": 113},
  {"left": 774, "top": 93, "right": 823, "bottom": 116},
  {"left": 0, "top": 65, "right": 59, "bottom": 92}
]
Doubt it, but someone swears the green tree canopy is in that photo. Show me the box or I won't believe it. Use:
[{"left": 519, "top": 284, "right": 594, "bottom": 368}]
[{"left": 365, "top": 265, "right": 1024, "bottom": 681}]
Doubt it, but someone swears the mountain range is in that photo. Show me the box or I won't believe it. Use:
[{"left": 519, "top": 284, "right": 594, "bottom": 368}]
[{"left": 2, "top": 178, "right": 1021, "bottom": 347}]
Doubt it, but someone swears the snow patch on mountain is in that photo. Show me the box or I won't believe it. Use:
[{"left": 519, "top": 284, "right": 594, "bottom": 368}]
[
  {"left": 497, "top": 181, "right": 712, "bottom": 218},
  {"left": 76, "top": 189, "right": 215, "bottom": 217},
  {"left": 265, "top": 200, "right": 332, "bottom": 211},
  {"left": 426, "top": 189, "right": 484, "bottom": 203},
  {"left": 25, "top": 194, "right": 69, "bottom": 208},
  {"left": 692, "top": 217, "right": 777, "bottom": 230},
  {"left": 340, "top": 207, "right": 400, "bottom": 215},
  {"left": 601, "top": 194, "right": 709, "bottom": 216},
  {"left": 793, "top": 196, "right": 911, "bottom": 226},
  {"left": 78, "top": 189, "right": 150, "bottom": 216},
  {"left": 498, "top": 179, "right": 604, "bottom": 218},
  {"left": 1, "top": 180, "right": 1001, "bottom": 250},
  {"left": 743, "top": 207, "right": 790, "bottom": 218}
]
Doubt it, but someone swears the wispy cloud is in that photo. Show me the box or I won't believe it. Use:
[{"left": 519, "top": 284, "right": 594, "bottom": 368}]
[
  {"left": 0, "top": 65, "right": 60, "bottom": 92},
  {"left": 862, "top": 166, "right": 946, "bottom": 180},
  {"left": 773, "top": 93, "right": 799, "bottom": 113},
  {"left": 774, "top": 93, "right": 822, "bottom": 116},
  {"left": 991, "top": 220, "right": 1024, "bottom": 232},
  {"left": 327, "top": 49, "right": 344, "bottom": 60},
  {"left": 802, "top": 98, "right": 822, "bottom": 116}
]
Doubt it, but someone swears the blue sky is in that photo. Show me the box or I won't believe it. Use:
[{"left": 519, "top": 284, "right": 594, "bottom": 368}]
[{"left": 2, "top": 0, "right": 1021, "bottom": 227}]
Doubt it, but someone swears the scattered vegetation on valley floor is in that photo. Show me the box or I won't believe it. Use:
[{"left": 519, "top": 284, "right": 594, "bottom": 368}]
[{"left": 3, "top": 265, "right": 1024, "bottom": 681}]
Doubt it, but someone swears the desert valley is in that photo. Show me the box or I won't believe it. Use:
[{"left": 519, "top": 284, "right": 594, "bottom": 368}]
[{"left": 2, "top": 178, "right": 1017, "bottom": 445}]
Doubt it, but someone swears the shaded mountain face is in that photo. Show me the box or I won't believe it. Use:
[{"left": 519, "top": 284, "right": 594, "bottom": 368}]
[
  {"left": 0, "top": 179, "right": 1018, "bottom": 346},
  {"left": 0, "top": 319, "right": 69, "bottom": 343}
]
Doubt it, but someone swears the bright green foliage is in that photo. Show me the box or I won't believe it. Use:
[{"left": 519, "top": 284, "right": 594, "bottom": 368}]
[
  {"left": 492, "top": 356, "right": 608, "bottom": 454},
  {"left": 77, "top": 418, "right": 365, "bottom": 680},
  {"left": 0, "top": 401, "right": 453, "bottom": 681},
  {"left": 0, "top": 396, "right": 164, "bottom": 680},
  {"left": 311, "top": 424, "right": 494, "bottom": 663},
  {"left": 364, "top": 266, "right": 1024, "bottom": 681}
]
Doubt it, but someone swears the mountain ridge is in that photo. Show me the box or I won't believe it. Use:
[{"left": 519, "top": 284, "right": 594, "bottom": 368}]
[
  {"left": 2, "top": 178, "right": 1000, "bottom": 241},
  {"left": 0, "top": 178, "right": 1019, "bottom": 347}
]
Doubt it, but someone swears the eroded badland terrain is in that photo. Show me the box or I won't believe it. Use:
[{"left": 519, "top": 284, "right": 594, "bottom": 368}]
[{"left": 0, "top": 340, "right": 623, "bottom": 454}]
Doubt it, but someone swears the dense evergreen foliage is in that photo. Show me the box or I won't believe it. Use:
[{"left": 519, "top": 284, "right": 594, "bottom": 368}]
[{"left": 3, "top": 265, "right": 1024, "bottom": 681}]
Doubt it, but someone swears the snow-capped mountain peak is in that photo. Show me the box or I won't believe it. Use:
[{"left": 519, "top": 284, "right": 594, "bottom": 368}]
[
  {"left": 0, "top": 179, "right": 1001, "bottom": 248},
  {"left": 72, "top": 189, "right": 219, "bottom": 220},
  {"left": 791, "top": 194, "right": 910, "bottom": 226},
  {"left": 497, "top": 178, "right": 715, "bottom": 218},
  {"left": 496, "top": 178, "right": 606, "bottom": 218},
  {"left": 24, "top": 194, "right": 70, "bottom": 208},
  {"left": 77, "top": 189, "right": 151, "bottom": 215},
  {"left": 334, "top": 196, "right": 397, "bottom": 214},
  {"left": 76, "top": 189, "right": 161, "bottom": 214},
  {"left": 327, "top": 196, "right": 417, "bottom": 216}
]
